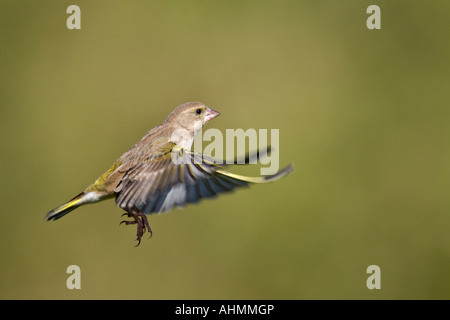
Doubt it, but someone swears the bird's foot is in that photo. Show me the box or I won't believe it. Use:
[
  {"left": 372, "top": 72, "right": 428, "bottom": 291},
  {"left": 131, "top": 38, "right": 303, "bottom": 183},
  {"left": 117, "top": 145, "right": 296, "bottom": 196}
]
[{"left": 120, "top": 208, "right": 152, "bottom": 246}]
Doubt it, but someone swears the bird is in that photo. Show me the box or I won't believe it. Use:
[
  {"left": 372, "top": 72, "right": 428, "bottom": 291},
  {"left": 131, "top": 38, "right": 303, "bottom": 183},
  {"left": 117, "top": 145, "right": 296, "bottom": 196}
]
[{"left": 45, "top": 102, "right": 293, "bottom": 245}]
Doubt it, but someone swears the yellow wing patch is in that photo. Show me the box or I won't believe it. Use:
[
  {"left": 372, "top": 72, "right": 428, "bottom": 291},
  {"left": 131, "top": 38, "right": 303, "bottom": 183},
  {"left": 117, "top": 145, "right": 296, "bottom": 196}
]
[{"left": 86, "top": 159, "right": 123, "bottom": 192}]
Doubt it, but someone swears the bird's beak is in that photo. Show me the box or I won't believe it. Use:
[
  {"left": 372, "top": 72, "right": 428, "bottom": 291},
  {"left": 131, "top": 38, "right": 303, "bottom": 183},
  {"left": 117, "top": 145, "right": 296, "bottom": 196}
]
[{"left": 204, "top": 108, "right": 220, "bottom": 122}]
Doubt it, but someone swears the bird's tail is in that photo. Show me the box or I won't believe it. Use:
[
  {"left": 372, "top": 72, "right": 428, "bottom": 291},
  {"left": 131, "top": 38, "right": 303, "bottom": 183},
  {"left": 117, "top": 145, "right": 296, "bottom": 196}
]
[{"left": 44, "top": 192, "right": 86, "bottom": 221}]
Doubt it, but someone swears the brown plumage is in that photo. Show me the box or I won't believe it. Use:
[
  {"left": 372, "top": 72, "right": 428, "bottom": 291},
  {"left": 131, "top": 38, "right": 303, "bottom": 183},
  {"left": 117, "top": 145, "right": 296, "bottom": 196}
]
[{"left": 45, "top": 102, "right": 293, "bottom": 245}]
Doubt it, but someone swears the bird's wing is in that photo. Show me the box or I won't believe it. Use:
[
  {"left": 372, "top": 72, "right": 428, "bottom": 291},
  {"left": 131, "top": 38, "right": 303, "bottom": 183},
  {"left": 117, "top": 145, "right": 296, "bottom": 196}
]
[{"left": 114, "top": 144, "right": 293, "bottom": 215}]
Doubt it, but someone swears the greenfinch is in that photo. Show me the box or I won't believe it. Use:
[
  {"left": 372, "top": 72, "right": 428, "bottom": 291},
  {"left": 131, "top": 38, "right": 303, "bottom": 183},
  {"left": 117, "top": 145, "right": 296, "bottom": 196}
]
[{"left": 45, "top": 102, "right": 293, "bottom": 245}]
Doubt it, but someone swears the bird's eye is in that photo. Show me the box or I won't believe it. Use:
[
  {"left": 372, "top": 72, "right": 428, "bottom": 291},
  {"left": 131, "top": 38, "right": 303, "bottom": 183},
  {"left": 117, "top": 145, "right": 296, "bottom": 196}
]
[{"left": 196, "top": 108, "right": 202, "bottom": 115}]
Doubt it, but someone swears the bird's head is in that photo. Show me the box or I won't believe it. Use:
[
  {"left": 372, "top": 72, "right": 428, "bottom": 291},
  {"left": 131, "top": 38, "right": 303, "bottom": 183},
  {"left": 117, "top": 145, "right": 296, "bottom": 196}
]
[
  {"left": 167, "top": 101, "right": 220, "bottom": 135},
  {"left": 166, "top": 102, "right": 220, "bottom": 149}
]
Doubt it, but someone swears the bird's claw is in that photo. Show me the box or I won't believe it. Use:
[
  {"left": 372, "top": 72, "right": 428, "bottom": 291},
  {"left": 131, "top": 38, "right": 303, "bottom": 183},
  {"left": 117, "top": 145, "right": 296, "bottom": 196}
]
[{"left": 119, "top": 208, "right": 152, "bottom": 246}]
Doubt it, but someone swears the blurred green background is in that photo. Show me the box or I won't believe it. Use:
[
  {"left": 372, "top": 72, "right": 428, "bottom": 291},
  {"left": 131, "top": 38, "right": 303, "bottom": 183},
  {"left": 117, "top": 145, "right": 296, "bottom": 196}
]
[{"left": 1, "top": 0, "right": 449, "bottom": 299}]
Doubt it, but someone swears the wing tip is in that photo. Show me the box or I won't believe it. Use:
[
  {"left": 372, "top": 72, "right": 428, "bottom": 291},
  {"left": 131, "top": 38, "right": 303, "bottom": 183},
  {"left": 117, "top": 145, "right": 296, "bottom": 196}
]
[{"left": 264, "top": 163, "right": 294, "bottom": 182}]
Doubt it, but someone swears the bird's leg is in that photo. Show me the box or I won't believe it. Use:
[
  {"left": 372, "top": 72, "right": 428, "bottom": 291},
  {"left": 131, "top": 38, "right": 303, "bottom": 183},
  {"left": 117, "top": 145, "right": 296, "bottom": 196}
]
[
  {"left": 120, "top": 208, "right": 152, "bottom": 246},
  {"left": 133, "top": 207, "right": 153, "bottom": 239}
]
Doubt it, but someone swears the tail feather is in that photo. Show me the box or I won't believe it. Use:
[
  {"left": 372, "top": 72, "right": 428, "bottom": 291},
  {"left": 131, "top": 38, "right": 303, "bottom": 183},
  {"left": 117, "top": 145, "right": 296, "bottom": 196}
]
[{"left": 44, "top": 192, "right": 85, "bottom": 221}]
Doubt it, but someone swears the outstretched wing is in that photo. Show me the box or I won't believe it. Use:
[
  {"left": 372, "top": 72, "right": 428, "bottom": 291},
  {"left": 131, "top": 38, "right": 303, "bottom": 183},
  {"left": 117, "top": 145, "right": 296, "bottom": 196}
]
[{"left": 115, "top": 145, "right": 293, "bottom": 215}]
